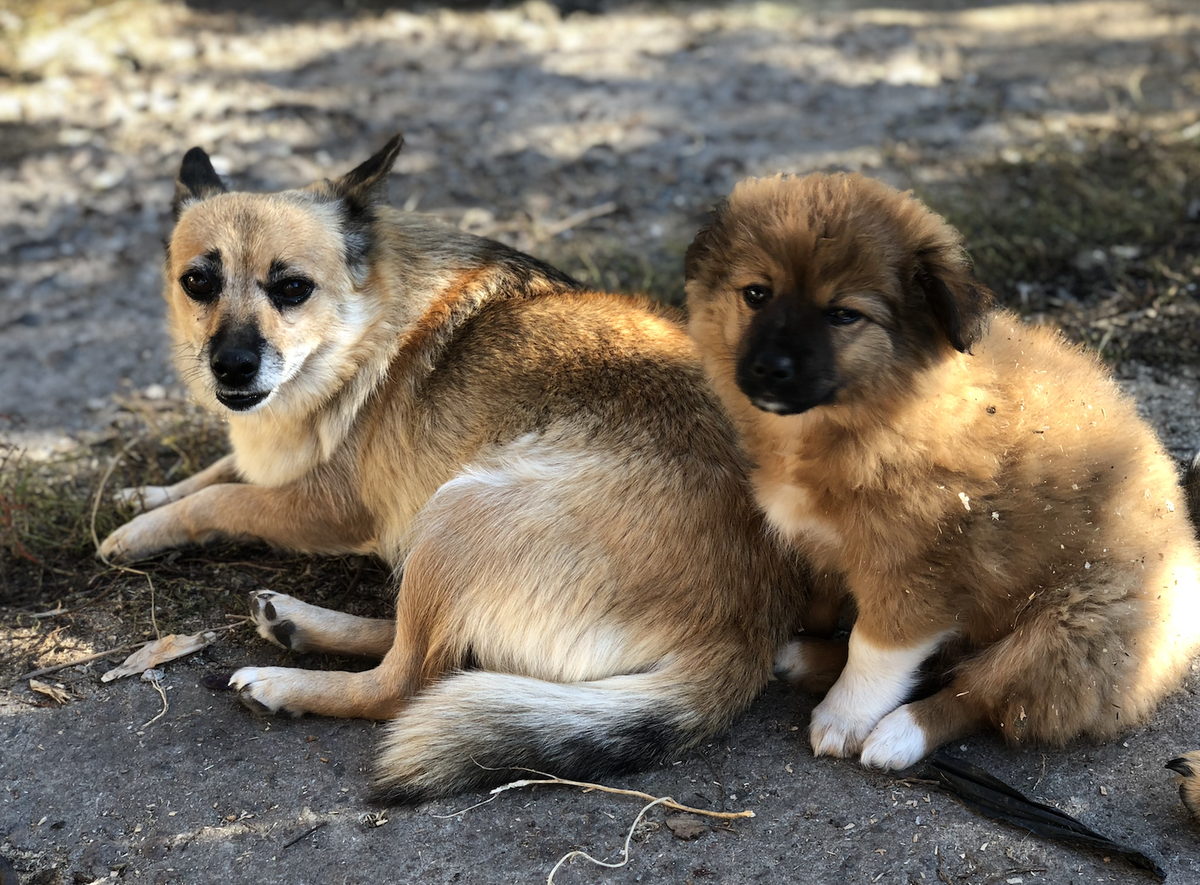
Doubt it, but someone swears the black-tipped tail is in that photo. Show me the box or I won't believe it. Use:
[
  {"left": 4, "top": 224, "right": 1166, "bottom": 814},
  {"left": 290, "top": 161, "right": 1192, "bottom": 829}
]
[{"left": 371, "top": 668, "right": 753, "bottom": 806}]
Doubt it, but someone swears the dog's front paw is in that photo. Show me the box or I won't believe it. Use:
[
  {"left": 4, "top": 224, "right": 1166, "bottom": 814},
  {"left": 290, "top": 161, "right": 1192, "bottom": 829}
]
[
  {"left": 229, "top": 667, "right": 306, "bottom": 717},
  {"left": 113, "top": 485, "right": 176, "bottom": 514},
  {"left": 859, "top": 705, "right": 929, "bottom": 770},
  {"left": 98, "top": 510, "right": 188, "bottom": 562},
  {"left": 809, "top": 689, "right": 883, "bottom": 759}
]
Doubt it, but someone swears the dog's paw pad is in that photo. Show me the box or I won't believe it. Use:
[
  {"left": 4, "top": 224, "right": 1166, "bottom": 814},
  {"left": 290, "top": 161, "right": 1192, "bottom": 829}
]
[
  {"left": 860, "top": 705, "right": 928, "bottom": 770},
  {"left": 249, "top": 591, "right": 305, "bottom": 652},
  {"left": 229, "top": 666, "right": 303, "bottom": 717}
]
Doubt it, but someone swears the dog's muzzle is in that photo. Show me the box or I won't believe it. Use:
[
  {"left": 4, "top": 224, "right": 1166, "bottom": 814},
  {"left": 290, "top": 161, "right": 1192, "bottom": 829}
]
[{"left": 209, "top": 325, "right": 270, "bottom": 411}]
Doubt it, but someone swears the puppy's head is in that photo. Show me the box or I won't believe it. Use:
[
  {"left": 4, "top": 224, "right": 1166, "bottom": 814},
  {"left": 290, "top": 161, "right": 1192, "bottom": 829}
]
[
  {"left": 164, "top": 135, "right": 404, "bottom": 416},
  {"left": 685, "top": 173, "right": 992, "bottom": 417}
]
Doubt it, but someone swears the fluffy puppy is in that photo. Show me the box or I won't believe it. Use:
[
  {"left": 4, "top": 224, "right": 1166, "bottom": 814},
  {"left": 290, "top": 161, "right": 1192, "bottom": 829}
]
[{"left": 685, "top": 172, "right": 1200, "bottom": 769}]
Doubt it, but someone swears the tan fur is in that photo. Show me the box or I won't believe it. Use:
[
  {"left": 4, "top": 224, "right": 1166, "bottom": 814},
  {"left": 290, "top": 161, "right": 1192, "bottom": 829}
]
[
  {"left": 686, "top": 173, "right": 1200, "bottom": 768},
  {"left": 1167, "top": 751, "right": 1200, "bottom": 822},
  {"left": 100, "top": 139, "right": 810, "bottom": 801}
]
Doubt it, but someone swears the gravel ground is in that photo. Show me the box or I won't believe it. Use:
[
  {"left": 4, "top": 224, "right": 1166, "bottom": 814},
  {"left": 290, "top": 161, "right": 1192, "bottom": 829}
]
[{"left": 2, "top": 1, "right": 1200, "bottom": 883}]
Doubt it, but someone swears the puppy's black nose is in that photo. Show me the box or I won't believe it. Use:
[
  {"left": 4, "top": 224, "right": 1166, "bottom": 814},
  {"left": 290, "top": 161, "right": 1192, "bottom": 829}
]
[{"left": 750, "top": 351, "right": 794, "bottom": 382}]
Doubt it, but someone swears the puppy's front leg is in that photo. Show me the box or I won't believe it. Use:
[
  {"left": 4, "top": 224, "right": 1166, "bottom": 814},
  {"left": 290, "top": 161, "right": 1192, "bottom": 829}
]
[
  {"left": 114, "top": 453, "right": 240, "bottom": 514},
  {"left": 809, "top": 626, "right": 946, "bottom": 760},
  {"left": 99, "top": 481, "right": 372, "bottom": 562}
]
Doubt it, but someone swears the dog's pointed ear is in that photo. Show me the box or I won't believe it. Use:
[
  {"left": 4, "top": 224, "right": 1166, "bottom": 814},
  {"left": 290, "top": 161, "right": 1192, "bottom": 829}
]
[
  {"left": 332, "top": 134, "right": 404, "bottom": 211},
  {"left": 685, "top": 197, "right": 730, "bottom": 283},
  {"left": 173, "top": 147, "right": 227, "bottom": 219},
  {"left": 915, "top": 250, "right": 994, "bottom": 354}
]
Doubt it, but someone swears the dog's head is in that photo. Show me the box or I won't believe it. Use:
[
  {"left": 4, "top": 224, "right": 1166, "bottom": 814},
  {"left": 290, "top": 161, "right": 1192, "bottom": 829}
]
[
  {"left": 164, "top": 135, "right": 404, "bottom": 415},
  {"left": 685, "top": 173, "right": 993, "bottom": 417}
]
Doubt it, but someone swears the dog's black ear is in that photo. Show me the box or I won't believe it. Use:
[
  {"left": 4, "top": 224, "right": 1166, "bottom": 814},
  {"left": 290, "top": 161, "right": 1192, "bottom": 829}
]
[
  {"left": 685, "top": 198, "right": 729, "bottom": 283},
  {"left": 332, "top": 134, "right": 404, "bottom": 211},
  {"left": 173, "top": 147, "right": 227, "bottom": 220},
  {"left": 915, "top": 252, "right": 994, "bottom": 353}
]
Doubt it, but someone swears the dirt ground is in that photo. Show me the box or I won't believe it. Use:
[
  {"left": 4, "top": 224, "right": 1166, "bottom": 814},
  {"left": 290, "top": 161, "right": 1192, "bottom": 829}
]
[{"left": 2, "top": 1, "right": 1200, "bottom": 883}]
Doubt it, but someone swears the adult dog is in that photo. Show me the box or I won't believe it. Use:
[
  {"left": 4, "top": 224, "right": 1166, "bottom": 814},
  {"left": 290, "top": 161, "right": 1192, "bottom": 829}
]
[
  {"left": 100, "top": 137, "right": 809, "bottom": 800},
  {"left": 686, "top": 172, "right": 1200, "bottom": 769}
]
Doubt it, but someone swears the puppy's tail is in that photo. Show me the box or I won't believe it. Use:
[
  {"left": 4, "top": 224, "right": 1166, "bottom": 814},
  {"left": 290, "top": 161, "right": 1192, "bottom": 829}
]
[
  {"left": 1187, "top": 449, "right": 1200, "bottom": 533},
  {"left": 372, "top": 659, "right": 759, "bottom": 805}
]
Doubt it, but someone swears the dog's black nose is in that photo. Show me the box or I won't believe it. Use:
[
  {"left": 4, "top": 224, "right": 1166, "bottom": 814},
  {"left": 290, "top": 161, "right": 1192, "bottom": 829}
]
[
  {"left": 210, "top": 344, "right": 260, "bottom": 387},
  {"left": 750, "top": 351, "right": 794, "bottom": 382}
]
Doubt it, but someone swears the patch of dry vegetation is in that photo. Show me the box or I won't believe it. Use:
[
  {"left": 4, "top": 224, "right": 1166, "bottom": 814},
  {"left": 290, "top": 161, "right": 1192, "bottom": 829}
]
[
  {"left": 0, "top": 400, "right": 392, "bottom": 686},
  {"left": 918, "top": 122, "right": 1200, "bottom": 366}
]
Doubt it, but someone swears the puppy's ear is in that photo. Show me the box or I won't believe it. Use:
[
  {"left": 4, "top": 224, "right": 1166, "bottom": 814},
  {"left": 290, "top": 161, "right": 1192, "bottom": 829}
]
[
  {"left": 915, "top": 251, "right": 994, "bottom": 353},
  {"left": 685, "top": 197, "right": 730, "bottom": 283},
  {"left": 173, "top": 147, "right": 227, "bottom": 220},
  {"left": 331, "top": 134, "right": 404, "bottom": 213}
]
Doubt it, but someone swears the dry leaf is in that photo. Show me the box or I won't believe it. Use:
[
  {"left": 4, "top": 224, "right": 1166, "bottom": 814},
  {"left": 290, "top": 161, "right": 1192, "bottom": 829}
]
[
  {"left": 29, "top": 679, "right": 71, "bottom": 704},
  {"left": 665, "top": 814, "right": 708, "bottom": 841},
  {"left": 102, "top": 631, "right": 216, "bottom": 682}
]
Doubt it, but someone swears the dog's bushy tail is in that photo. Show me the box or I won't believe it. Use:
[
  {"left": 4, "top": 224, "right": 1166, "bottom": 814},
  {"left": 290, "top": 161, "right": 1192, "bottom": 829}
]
[
  {"left": 1187, "top": 449, "right": 1200, "bottom": 533},
  {"left": 372, "top": 661, "right": 758, "bottom": 805}
]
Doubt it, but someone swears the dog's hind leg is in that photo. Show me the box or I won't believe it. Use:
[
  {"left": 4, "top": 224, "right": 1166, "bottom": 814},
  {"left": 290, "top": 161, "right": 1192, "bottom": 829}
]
[
  {"left": 775, "top": 636, "right": 848, "bottom": 694},
  {"left": 859, "top": 561, "right": 1200, "bottom": 769},
  {"left": 228, "top": 535, "right": 462, "bottom": 719},
  {"left": 228, "top": 611, "right": 433, "bottom": 719},
  {"left": 247, "top": 590, "right": 395, "bottom": 658}
]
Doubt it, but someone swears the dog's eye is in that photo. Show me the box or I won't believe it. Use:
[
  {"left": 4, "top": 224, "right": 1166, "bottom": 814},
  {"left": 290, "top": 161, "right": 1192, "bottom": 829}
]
[
  {"left": 180, "top": 271, "right": 216, "bottom": 302},
  {"left": 827, "top": 308, "right": 863, "bottom": 326},
  {"left": 270, "top": 278, "right": 315, "bottom": 308},
  {"left": 742, "top": 284, "right": 772, "bottom": 309}
]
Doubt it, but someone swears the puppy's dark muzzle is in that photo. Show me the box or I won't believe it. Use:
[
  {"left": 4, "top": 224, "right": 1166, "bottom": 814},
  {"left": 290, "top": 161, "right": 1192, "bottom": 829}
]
[
  {"left": 209, "top": 325, "right": 269, "bottom": 411},
  {"left": 736, "top": 347, "right": 838, "bottom": 415}
]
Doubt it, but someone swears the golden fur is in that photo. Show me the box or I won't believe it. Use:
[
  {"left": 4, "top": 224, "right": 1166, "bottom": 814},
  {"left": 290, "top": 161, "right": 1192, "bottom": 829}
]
[
  {"left": 686, "top": 173, "right": 1200, "bottom": 769},
  {"left": 100, "top": 138, "right": 810, "bottom": 801}
]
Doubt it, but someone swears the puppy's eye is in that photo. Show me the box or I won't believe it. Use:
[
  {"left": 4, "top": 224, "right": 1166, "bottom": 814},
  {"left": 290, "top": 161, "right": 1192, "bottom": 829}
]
[
  {"left": 180, "top": 270, "right": 216, "bottom": 302},
  {"left": 742, "top": 284, "right": 772, "bottom": 309},
  {"left": 827, "top": 308, "right": 863, "bottom": 326},
  {"left": 270, "top": 277, "right": 315, "bottom": 308}
]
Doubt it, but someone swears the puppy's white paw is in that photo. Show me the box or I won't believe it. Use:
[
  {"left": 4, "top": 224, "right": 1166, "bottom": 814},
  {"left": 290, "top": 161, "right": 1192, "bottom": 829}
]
[
  {"left": 860, "top": 705, "right": 929, "bottom": 770},
  {"left": 774, "top": 639, "right": 808, "bottom": 680},
  {"left": 113, "top": 485, "right": 175, "bottom": 514},
  {"left": 811, "top": 685, "right": 878, "bottom": 753},
  {"left": 229, "top": 666, "right": 306, "bottom": 717}
]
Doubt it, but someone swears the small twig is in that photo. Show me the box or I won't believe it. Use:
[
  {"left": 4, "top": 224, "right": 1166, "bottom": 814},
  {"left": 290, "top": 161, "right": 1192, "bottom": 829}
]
[
  {"left": 13, "top": 642, "right": 140, "bottom": 684},
  {"left": 102, "top": 563, "right": 162, "bottom": 640},
  {"left": 282, "top": 820, "right": 327, "bottom": 850},
  {"left": 535, "top": 201, "right": 618, "bottom": 242},
  {"left": 142, "top": 676, "right": 169, "bottom": 728},
  {"left": 490, "top": 774, "right": 755, "bottom": 820},
  {"left": 547, "top": 796, "right": 669, "bottom": 885},
  {"left": 28, "top": 603, "right": 69, "bottom": 620}
]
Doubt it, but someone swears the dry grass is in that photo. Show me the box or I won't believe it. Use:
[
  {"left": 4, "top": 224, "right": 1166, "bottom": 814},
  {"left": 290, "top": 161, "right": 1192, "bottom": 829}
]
[
  {"left": 0, "top": 398, "right": 392, "bottom": 686},
  {"left": 917, "top": 123, "right": 1200, "bottom": 367}
]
